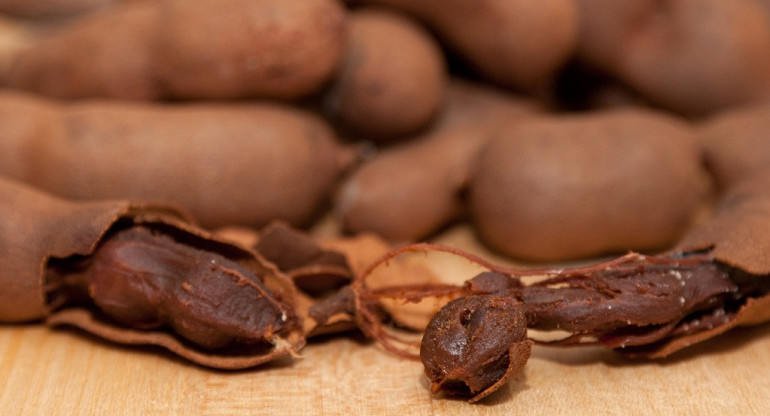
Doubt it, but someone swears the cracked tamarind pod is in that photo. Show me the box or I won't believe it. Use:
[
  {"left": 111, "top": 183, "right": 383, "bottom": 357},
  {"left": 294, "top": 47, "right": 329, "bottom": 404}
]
[
  {"left": 416, "top": 249, "right": 769, "bottom": 401},
  {"left": 0, "top": 176, "right": 304, "bottom": 369},
  {"left": 417, "top": 174, "right": 770, "bottom": 401},
  {"left": 341, "top": 170, "right": 770, "bottom": 401}
]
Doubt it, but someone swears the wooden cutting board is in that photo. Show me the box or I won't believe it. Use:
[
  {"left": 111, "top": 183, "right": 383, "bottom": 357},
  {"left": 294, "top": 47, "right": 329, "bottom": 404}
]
[{"left": 1, "top": 226, "right": 769, "bottom": 415}]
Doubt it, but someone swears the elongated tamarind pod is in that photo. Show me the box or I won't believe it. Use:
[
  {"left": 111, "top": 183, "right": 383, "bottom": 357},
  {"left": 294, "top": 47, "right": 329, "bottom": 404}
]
[{"left": 0, "top": 91, "right": 353, "bottom": 228}]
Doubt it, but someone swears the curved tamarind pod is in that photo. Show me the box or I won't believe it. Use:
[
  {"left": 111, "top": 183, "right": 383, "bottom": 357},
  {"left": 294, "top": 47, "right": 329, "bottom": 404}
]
[{"left": 0, "top": 176, "right": 304, "bottom": 369}]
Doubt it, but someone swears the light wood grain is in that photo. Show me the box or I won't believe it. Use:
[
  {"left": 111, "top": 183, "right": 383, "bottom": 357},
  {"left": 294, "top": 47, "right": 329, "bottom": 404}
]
[{"left": 1, "top": 320, "right": 769, "bottom": 415}]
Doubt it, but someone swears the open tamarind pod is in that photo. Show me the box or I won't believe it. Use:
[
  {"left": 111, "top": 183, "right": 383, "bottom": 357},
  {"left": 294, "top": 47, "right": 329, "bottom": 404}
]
[
  {"left": 335, "top": 79, "right": 540, "bottom": 242},
  {"left": 5, "top": 0, "right": 346, "bottom": 100},
  {"left": 0, "top": 176, "right": 306, "bottom": 368},
  {"left": 215, "top": 220, "right": 394, "bottom": 337},
  {"left": 337, "top": 170, "right": 770, "bottom": 400},
  {"left": 423, "top": 170, "right": 770, "bottom": 397},
  {"left": 0, "top": 91, "right": 353, "bottom": 229}
]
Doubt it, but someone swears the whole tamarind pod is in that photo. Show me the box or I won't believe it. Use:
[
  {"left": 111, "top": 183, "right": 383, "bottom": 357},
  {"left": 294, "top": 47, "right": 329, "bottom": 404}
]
[
  {"left": 352, "top": 0, "right": 578, "bottom": 92},
  {"left": 323, "top": 7, "right": 447, "bottom": 141},
  {"left": 335, "top": 79, "right": 539, "bottom": 242},
  {"left": 6, "top": 0, "right": 347, "bottom": 100},
  {"left": 0, "top": 91, "right": 353, "bottom": 229},
  {"left": 575, "top": 0, "right": 770, "bottom": 115},
  {"left": 469, "top": 107, "right": 708, "bottom": 261},
  {"left": 0, "top": 176, "right": 304, "bottom": 368}
]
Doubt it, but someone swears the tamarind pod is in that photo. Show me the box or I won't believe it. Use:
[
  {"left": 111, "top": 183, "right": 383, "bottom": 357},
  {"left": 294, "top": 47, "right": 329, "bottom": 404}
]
[
  {"left": 676, "top": 172, "right": 770, "bottom": 277},
  {"left": 323, "top": 7, "right": 447, "bottom": 141},
  {"left": 469, "top": 107, "right": 708, "bottom": 261},
  {"left": 350, "top": 169, "right": 770, "bottom": 399},
  {"left": 0, "top": 176, "right": 305, "bottom": 368},
  {"left": 576, "top": 0, "right": 770, "bottom": 115},
  {"left": 532, "top": 170, "right": 770, "bottom": 357},
  {"left": 0, "top": 91, "right": 353, "bottom": 229},
  {"left": 6, "top": 0, "right": 347, "bottom": 100},
  {"left": 59, "top": 226, "right": 299, "bottom": 350},
  {"left": 352, "top": 0, "right": 578, "bottom": 92},
  {"left": 417, "top": 248, "right": 769, "bottom": 400},
  {"left": 6, "top": 0, "right": 160, "bottom": 99},
  {"left": 335, "top": 79, "right": 539, "bottom": 242}
]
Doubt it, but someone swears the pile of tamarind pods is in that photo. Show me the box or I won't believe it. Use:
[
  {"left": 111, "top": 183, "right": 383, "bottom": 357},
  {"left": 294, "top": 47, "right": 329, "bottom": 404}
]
[{"left": 2, "top": 0, "right": 770, "bottom": 404}]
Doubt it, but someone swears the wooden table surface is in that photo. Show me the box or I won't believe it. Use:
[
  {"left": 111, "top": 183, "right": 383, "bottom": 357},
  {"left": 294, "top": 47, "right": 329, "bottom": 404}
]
[{"left": 2, "top": 226, "right": 770, "bottom": 415}]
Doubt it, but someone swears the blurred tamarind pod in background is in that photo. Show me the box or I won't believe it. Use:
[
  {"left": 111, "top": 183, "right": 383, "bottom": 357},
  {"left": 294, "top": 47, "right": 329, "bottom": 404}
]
[
  {"left": 335, "top": 79, "right": 540, "bottom": 242},
  {"left": 575, "top": 0, "right": 770, "bottom": 115},
  {"left": 323, "top": 7, "right": 447, "bottom": 142},
  {"left": 5, "top": 0, "right": 347, "bottom": 101},
  {"left": 350, "top": 0, "right": 578, "bottom": 93},
  {"left": 469, "top": 107, "right": 709, "bottom": 262},
  {"left": 0, "top": 91, "right": 354, "bottom": 228}
]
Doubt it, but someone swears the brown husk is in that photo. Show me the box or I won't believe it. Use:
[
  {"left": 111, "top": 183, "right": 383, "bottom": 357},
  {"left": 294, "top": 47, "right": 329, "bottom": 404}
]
[
  {"left": 0, "top": 176, "right": 304, "bottom": 368},
  {"left": 647, "top": 172, "right": 770, "bottom": 357}
]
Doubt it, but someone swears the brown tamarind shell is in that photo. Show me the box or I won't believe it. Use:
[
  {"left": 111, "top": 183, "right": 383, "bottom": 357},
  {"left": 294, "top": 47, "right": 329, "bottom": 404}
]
[{"left": 0, "top": 176, "right": 304, "bottom": 368}]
